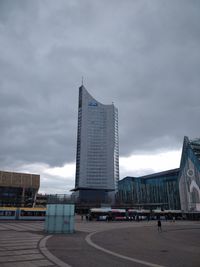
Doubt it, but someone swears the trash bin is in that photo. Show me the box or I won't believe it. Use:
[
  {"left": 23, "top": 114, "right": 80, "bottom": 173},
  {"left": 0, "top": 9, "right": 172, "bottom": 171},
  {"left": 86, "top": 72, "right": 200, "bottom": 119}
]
[{"left": 45, "top": 204, "right": 74, "bottom": 233}]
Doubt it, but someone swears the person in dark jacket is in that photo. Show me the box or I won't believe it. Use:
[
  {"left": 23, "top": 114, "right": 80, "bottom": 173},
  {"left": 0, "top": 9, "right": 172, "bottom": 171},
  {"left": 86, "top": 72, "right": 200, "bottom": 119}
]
[{"left": 157, "top": 220, "right": 162, "bottom": 232}]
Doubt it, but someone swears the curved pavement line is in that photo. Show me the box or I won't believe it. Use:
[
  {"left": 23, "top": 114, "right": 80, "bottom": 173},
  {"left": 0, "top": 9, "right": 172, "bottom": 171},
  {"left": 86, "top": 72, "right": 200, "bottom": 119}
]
[
  {"left": 85, "top": 231, "right": 166, "bottom": 267},
  {"left": 39, "top": 235, "right": 72, "bottom": 267}
]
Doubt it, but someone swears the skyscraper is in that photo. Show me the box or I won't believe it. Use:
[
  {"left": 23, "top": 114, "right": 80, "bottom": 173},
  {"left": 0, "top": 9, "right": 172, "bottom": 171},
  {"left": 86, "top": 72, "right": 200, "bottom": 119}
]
[{"left": 73, "top": 85, "right": 119, "bottom": 203}]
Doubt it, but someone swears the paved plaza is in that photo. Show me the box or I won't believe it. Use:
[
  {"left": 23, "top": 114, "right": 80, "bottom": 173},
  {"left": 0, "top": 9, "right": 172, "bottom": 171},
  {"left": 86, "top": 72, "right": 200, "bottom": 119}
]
[{"left": 0, "top": 219, "right": 199, "bottom": 267}]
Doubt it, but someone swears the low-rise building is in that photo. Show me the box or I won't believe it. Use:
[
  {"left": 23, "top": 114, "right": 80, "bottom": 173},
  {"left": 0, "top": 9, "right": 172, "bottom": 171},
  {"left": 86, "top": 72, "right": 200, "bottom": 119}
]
[
  {"left": 0, "top": 171, "right": 40, "bottom": 207},
  {"left": 117, "top": 169, "right": 180, "bottom": 210},
  {"left": 116, "top": 136, "right": 200, "bottom": 213}
]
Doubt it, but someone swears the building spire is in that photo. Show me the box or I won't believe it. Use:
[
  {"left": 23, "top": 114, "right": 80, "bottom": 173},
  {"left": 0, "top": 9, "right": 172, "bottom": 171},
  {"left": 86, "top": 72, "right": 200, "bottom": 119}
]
[{"left": 81, "top": 76, "right": 84, "bottom": 86}]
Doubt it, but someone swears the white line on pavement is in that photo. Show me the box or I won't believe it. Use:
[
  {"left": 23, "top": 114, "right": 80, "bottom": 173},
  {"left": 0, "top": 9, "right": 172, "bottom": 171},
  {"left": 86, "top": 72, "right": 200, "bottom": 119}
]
[
  {"left": 86, "top": 231, "right": 167, "bottom": 267},
  {"left": 39, "top": 235, "right": 72, "bottom": 267}
]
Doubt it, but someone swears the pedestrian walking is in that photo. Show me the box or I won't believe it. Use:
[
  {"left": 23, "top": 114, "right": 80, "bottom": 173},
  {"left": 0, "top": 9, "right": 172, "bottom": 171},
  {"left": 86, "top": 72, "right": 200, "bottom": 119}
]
[{"left": 157, "top": 219, "right": 162, "bottom": 232}]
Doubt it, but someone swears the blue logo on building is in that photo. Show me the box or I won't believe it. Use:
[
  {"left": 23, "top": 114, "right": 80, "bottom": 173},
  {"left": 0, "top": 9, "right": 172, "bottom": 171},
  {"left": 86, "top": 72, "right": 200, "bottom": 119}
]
[{"left": 88, "top": 101, "right": 98, "bottom": 106}]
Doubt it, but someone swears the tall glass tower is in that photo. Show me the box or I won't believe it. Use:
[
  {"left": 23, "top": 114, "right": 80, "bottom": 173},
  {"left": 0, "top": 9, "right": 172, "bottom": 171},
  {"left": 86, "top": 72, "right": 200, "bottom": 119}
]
[{"left": 73, "top": 85, "right": 119, "bottom": 203}]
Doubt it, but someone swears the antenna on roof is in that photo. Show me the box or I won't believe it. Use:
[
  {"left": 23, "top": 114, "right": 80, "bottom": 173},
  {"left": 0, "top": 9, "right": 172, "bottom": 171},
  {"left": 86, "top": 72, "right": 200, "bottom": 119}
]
[{"left": 81, "top": 76, "right": 84, "bottom": 86}]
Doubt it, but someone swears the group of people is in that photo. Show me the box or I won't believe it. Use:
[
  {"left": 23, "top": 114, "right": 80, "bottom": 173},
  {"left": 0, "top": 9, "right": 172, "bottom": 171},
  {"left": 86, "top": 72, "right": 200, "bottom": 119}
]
[
  {"left": 80, "top": 213, "right": 175, "bottom": 231},
  {"left": 81, "top": 213, "right": 91, "bottom": 221}
]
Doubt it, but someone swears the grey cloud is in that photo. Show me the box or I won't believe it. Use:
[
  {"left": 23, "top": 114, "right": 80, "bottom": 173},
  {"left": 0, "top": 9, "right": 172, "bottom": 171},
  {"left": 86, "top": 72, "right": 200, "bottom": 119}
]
[{"left": 0, "top": 0, "right": 200, "bottom": 172}]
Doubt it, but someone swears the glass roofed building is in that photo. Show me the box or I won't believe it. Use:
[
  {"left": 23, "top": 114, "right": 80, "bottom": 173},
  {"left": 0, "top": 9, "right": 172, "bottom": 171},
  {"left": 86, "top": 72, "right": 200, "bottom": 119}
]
[
  {"left": 179, "top": 136, "right": 200, "bottom": 212},
  {"left": 117, "top": 169, "right": 180, "bottom": 210},
  {"left": 73, "top": 85, "right": 119, "bottom": 203},
  {"left": 117, "top": 136, "right": 200, "bottom": 212}
]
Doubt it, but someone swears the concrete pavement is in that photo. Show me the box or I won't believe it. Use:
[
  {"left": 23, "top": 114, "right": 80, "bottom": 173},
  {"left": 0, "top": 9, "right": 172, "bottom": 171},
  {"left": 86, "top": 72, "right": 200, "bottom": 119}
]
[
  {"left": 0, "top": 219, "right": 199, "bottom": 266},
  {"left": 46, "top": 220, "right": 200, "bottom": 267},
  {"left": 0, "top": 225, "right": 54, "bottom": 267}
]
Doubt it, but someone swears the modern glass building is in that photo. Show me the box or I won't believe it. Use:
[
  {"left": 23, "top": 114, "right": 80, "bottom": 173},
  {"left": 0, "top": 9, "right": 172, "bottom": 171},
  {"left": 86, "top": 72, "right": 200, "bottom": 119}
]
[
  {"left": 179, "top": 136, "right": 200, "bottom": 212},
  {"left": 73, "top": 85, "right": 119, "bottom": 203},
  {"left": 117, "top": 169, "right": 180, "bottom": 210},
  {"left": 117, "top": 136, "right": 200, "bottom": 212}
]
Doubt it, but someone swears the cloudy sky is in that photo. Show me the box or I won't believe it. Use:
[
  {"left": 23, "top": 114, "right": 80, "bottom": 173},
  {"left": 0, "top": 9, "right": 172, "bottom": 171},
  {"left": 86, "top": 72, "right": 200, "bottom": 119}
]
[{"left": 0, "top": 0, "right": 199, "bottom": 194}]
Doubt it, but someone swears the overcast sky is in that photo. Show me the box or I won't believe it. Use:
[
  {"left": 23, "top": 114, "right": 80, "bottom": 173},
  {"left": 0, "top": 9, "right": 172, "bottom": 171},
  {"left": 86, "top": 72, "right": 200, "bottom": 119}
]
[{"left": 0, "top": 0, "right": 199, "bottom": 194}]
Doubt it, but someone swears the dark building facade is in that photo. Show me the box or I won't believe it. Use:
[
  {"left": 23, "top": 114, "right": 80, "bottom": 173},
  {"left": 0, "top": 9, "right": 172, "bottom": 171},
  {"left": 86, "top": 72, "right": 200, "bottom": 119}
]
[{"left": 117, "top": 169, "right": 180, "bottom": 210}]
